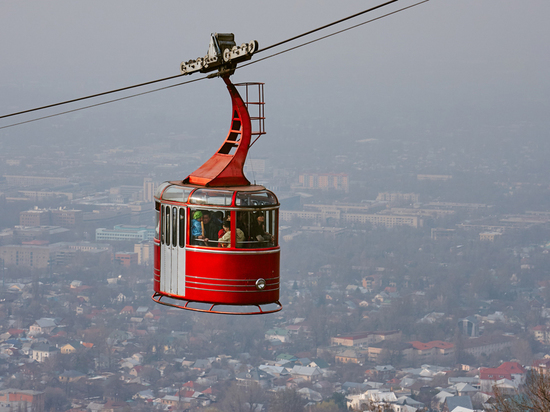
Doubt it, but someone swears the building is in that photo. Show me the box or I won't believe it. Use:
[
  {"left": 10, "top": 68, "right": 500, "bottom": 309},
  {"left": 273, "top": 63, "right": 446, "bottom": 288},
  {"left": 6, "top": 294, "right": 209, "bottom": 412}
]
[
  {"left": 367, "top": 342, "right": 413, "bottom": 363},
  {"left": 51, "top": 208, "right": 83, "bottom": 227},
  {"left": 480, "top": 231, "right": 503, "bottom": 242},
  {"left": 49, "top": 241, "right": 112, "bottom": 266},
  {"left": 0, "top": 389, "right": 44, "bottom": 411},
  {"left": 4, "top": 175, "right": 69, "bottom": 187},
  {"left": 32, "top": 344, "right": 58, "bottom": 362},
  {"left": 462, "top": 334, "right": 516, "bottom": 358},
  {"left": 244, "top": 158, "right": 269, "bottom": 175},
  {"left": 114, "top": 252, "right": 138, "bottom": 267},
  {"left": 331, "top": 330, "right": 401, "bottom": 347},
  {"left": 458, "top": 317, "right": 480, "bottom": 338},
  {"left": 335, "top": 349, "right": 366, "bottom": 364},
  {"left": 376, "top": 192, "right": 420, "bottom": 204},
  {"left": 280, "top": 210, "right": 422, "bottom": 228},
  {"left": 29, "top": 318, "right": 59, "bottom": 336},
  {"left": 17, "top": 189, "right": 73, "bottom": 201},
  {"left": 96, "top": 225, "right": 155, "bottom": 242},
  {"left": 298, "top": 173, "right": 349, "bottom": 192},
  {"left": 531, "top": 325, "right": 550, "bottom": 344},
  {"left": 408, "top": 341, "right": 455, "bottom": 364},
  {"left": 134, "top": 242, "right": 153, "bottom": 265},
  {"left": 13, "top": 225, "right": 70, "bottom": 244},
  {"left": 19, "top": 209, "right": 50, "bottom": 226},
  {"left": 0, "top": 245, "right": 50, "bottom": 269},
  {"left": 479, "top": 362, "right": 526, "bottom": 393},
  {"left": 431, "top": 228, "right": 456, "bottom": 241},
  {"left": 143, "top": 178, "right": 156, "bottom": 202},
  {"left": 20, "top": 208, "right": 83, "bottom": 228},
  {"left": 416, "top": 174, "right": 452, "bottom": 181},
  {"left": 265, "top": 329, "right": 292, "bottom": 343}
]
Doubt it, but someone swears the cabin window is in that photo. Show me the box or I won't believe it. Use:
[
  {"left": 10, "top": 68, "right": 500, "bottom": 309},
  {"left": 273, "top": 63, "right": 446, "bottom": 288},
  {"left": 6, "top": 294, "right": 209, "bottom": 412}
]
[
  {"left": 188, "top": 208, "right": 228, "bottom": 247},
  {"left": 179, "top": 208, "right": 185, "bottom": 248},
  {"left": 235, "top": 209, "right": 278, "bottom": 249},
  {"left": 189, "top": 189, "right": 234, "bottom": 206},
  {"left": 165, "top": 206, "right": 171, "bottom": 247},
  {"left": 155, "top": 202, "right": 160, "bottom": 240},
  {"left": 235, "top": 190, "right": 278, "bottom": 206},
  {"left": 155, "top": 182, "right": 171, "bottom": 199},
  {"left": 161, "top": 205, "right": 165, "bottom": 245},
  {"left": 162, "top": 186, "right": 192, "bottom": 202},
  {"left": 172, "top": 207, "right": 178, "bottom": 246}
]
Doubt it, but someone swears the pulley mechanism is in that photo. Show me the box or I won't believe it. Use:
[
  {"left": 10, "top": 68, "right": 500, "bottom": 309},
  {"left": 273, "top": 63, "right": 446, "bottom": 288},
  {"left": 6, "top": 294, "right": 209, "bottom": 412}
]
[{"left": 180, "top": 33, "right": 258, "bottom": 77}]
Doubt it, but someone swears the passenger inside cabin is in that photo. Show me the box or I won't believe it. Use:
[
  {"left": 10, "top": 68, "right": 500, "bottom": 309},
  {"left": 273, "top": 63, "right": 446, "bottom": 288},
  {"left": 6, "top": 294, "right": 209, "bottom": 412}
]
[
  {"left": 250, "top": 211, "right": 273, "bottom": 246},
  {"left": 202, "top": 211, "right": 222, "bottom": 247},
  {"left": 218, "top": 214, "right": 230, "bottom": 240},
  {"left": 218, "top": 220, "right": 245, "bottom": 248},
  {"left": 237, "top": 211, "right": 250, "bottom": 241},
  {"left": 191, "top": 210, "right": 205, "bottom": 245}
]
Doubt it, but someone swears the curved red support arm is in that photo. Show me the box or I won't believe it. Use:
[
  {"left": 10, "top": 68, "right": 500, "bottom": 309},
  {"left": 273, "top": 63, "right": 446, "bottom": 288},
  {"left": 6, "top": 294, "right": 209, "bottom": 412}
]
[{"left": 184, "top": 76, "right": 251, "bottom": 187}]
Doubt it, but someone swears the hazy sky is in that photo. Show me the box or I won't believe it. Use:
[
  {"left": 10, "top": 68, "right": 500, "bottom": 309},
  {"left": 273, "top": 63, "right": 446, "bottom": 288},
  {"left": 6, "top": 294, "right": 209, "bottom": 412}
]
[{"left": 1, "top": 0, "right": 549, "bottom": 168}]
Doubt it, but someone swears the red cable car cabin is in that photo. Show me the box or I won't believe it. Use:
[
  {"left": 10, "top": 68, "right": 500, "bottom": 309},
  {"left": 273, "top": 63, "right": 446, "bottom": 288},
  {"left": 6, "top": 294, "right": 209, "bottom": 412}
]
[{"left": 152, "top": 75, "right": 281, "bottom": 315}]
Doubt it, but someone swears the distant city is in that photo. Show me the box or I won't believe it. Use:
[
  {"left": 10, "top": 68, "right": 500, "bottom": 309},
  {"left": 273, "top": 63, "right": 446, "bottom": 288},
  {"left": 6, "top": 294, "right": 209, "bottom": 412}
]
[{"left": 0, "top": 128, "right": 549, "bottom": 412}]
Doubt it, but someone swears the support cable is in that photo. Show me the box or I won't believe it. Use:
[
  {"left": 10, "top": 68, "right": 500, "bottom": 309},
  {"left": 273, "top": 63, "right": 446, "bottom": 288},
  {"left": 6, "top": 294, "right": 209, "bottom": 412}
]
[{"left": 0, "top": 0, "right": 428, "bottom": 130}]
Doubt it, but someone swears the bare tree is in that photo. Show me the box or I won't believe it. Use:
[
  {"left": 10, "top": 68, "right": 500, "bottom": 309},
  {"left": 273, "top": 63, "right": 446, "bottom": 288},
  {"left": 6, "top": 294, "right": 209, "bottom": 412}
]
[
  {"left": 220, "top": 382, "right": 266, "bottom": 412},
  {"left": 269, "top": 388, "right": 304, "bottom": 412},
  {"left": 492, "top": 370, "right": 550, "bottom": 412}
]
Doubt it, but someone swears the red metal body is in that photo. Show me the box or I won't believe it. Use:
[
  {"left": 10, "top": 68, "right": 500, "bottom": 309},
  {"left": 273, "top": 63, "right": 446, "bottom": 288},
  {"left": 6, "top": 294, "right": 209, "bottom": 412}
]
[
  {"left": 184, "top": 77, "right": 251, "bottom": 187},
  {"left": 152, "top": 76, "right": 281, "bottom": 315}
]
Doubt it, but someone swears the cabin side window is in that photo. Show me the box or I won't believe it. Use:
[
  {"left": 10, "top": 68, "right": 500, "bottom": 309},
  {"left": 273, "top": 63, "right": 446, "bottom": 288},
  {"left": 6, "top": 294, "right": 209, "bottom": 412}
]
[
  {"left": 165, "top": 206, "right": 171, "bottom": 247},
  {"left": 161, "top": 205, "right": 165, "bottom": 245},
  {"left": 188, "top": 208, "right": 228, "bottom": 247},
  {"left": 236, "top": 210, "right": 277, "bottom": 249},
  {"left": 172, "top": 207, "right": 178, "bottom": 247},
  {"left": 179, "top": 208, "right": 185, "bottom": 248},
  {"left": 155, "top": 202, "right": 160, "bottom": 240}
]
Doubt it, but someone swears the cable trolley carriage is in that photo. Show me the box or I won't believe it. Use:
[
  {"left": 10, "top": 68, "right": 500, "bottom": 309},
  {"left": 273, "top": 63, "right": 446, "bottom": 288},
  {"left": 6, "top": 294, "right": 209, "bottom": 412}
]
[{"left": 152, "top": 34, "right": 281, "bottom": 315}]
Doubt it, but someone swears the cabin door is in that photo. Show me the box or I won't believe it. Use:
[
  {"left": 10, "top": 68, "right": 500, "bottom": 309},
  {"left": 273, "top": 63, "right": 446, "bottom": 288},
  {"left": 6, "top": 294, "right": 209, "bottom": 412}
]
[{"left": 160, "top": 205, "right": 186, "bottom": 296}]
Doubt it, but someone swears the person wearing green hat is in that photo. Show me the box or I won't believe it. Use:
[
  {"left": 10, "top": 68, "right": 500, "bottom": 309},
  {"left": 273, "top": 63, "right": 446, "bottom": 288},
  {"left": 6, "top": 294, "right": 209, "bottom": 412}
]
[{"left": 191, "top": 210, "right": 205, "bottom": 244}]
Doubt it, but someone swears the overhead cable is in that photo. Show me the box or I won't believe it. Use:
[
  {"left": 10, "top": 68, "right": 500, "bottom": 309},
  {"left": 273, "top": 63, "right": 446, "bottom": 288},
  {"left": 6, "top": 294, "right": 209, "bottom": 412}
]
[
  {"left": 0, "top": 0, "right": 428, "bottom": 130},
  {"left": 0, "top": 76, "right": 206, "bottom": 130}
]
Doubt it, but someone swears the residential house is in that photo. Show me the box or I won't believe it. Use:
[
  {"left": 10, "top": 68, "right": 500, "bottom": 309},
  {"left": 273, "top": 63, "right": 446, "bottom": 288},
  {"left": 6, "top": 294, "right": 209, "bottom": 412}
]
[
  {"left": 331, "top": 330, "right": 401, "bottom": 347},
  {"left": 532, "top": 358, "right": 550, "bottom": 374},
  {"left": 265, "top": 329, "right": 292, "bottom": 343},
  {"left": 236, "top": 368, "right": 273, "bottom": 389},
  {"left": 308, "top": 359, "right": 330, "bottom": 369},
  {"left": 29, "top": 318, "right": 58, "bottom": 336},
  {"left": 59, "top": 370, "right": 86, "bottom": 383},
  {"left": 59, "top": 341, "right": 91, "bottom": 354},
  {"left": 409, "top": 341, "right": 455, "bottom": 365},
  {"left": 347, "top": 389, "right": 397, "bottom": 411},
  {"left": 335, "top": 349, "right": 366, "bottom": 364},
  {"left": 119, "top": 306, "right": 135, "bottom": 315},
  {"left": 31, "top": 344, "right": 58, "bottom": 363},
  {"left": 531, "top": 325, "right": 550, "bottom": 344},
  {"left": 259, "top": 365, "right": 289, "bottom": 379},
  {"left": 444, "top": 395, "right": 473, "bottom": 412},
  {"left": 462, "top": 334, "right": 516, "bottom": 359},
  {"left": 289, "top": 365, "right": 322, "bottom": 382},
  {"left": 367, "top": 341, "right": 413, "bottom": 363},
  {"left": 0, "top": 389, "right": 44, "bottom": 411},
  {"left": 479, "top": 361, "right": 526, "bottom": 393}
]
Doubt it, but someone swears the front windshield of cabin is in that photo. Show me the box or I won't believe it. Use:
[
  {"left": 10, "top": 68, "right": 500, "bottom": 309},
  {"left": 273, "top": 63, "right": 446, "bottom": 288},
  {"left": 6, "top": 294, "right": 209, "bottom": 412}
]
[
  {"left": 235, "top": 190, "right": 278, "bottom": 206},
  {"left": 189, "top": 189, "right": 234, "bottom": 206},
  {"left": 155, "top": 182, "right": 171, "bottom": 199}
]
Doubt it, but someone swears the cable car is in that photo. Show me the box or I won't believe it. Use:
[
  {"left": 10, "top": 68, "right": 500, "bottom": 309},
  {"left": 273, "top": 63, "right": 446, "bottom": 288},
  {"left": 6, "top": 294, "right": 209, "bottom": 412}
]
[{"left": 152, "top": 35, "right": 281, "bottom": 314}]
